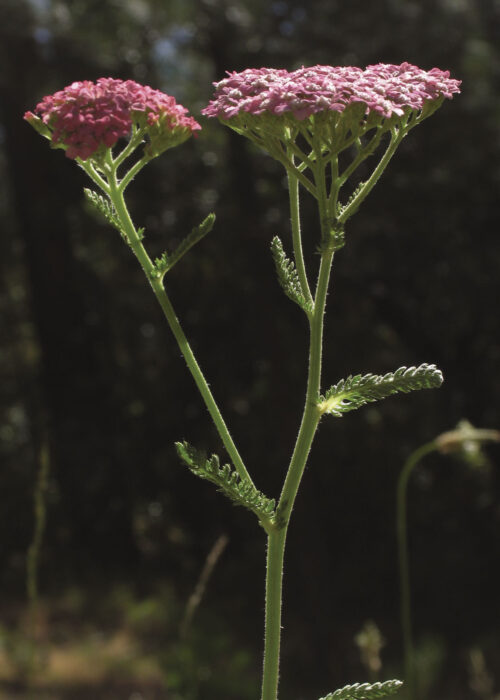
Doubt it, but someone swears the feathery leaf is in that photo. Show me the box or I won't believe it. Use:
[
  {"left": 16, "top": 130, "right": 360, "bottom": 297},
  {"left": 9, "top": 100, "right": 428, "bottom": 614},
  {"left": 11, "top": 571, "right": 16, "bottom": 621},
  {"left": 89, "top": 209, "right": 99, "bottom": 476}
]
[
  {"left": 83, "top": 188, "right": 122, "bottom": 232},
  {"left": 153, "top": 251, "right": 170, "bottom": 276},
  {"left": 271, "top": 236, "right": 312, "bottom": 312},
  {"left": 175, "top": 441, "right": 276, "bottom": 522},
  {"left": 319, "top": 364, "right": 443, "bottom": 417},
  {"left": 318, "top": 679, "right": 403, "bottom": 700},
  {"left": 152, "top": 213, "right": 215, "bottom": 278}
]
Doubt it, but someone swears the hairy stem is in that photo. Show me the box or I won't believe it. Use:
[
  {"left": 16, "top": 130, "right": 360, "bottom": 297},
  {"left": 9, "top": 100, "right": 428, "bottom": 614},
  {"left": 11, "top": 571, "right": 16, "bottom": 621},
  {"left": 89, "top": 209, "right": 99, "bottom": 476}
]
[
  {"left": 338, "top": 125, "right": 405, "bottom": 224},
  {"left": 287, "top": 150, "right": 313, "bottom": 307},
  {"left": 261, "top": 526, "right": 287, "bottom": 700},
  {"left": 113, "top": 125, "right": 148, "bottom": 169},
  {"left": 277, "top": 249, "right": 333, "bottom": 526},
  {"left": 105, "top": 161, "right": 254, "bottom": 488},
  {"left": 119, "top": 154, "right": 151, "bottom": 192},
  {"left": 261, "top": 162, "right": 335, "bottom": 697}
]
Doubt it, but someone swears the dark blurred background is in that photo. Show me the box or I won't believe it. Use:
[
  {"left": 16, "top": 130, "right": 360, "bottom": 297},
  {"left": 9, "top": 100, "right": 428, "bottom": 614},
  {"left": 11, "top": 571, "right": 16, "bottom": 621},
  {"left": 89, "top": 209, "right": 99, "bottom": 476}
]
[{"left": 1, "top": 0, "right": 499, "bottom": 698}]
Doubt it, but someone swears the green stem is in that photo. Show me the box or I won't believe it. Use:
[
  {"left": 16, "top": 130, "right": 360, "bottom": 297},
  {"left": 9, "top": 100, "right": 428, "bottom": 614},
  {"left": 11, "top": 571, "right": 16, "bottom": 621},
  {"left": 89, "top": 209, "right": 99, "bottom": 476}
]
[
  {"left": 261, "top": 239, "right": 334, "bottom": 700},
  {"left": 327, "top": 155, "right": 340, "bottom": 214},
  {"left": 278, "top": 250, "right": 333, "bottom": 524},
  {"left": 286, "top": 152, "right": 313, "bottom": 307},
  {"left": 261, "top": 526, "right": 287, "bottom": 700},
  {"left": 106, "top": 162, "right": 254, "bottom": 488},
  {"left": 338, "top": 125, "right": 405, "bottom": 224},
  {"left": 285, "top": 139, "right": 316, "bottom": 172},
  {"left": 261, "top": 150, "right": 336, "bottom": 699},
  {"left": 396, "top": 439, "right": 437, "bottom": 700},
  {"left": 268, "top": 138, "right": 317, "bottom": 197},
  {"left": 338, "top": 129, "right": 383, "bottom": 187},
  {"left": 113, "top": 125, "right": 148, "bottom": 169},
  {"left": 78, "top": 159, "right": 110, "bottom": 194},
  {"left": 119, "top": 154, "right": 151, "bottom": 193}
]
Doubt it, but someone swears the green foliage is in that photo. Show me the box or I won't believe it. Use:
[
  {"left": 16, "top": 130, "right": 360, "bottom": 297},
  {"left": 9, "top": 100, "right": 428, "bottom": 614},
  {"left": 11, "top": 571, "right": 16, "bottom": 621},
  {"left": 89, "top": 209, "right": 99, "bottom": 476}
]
[
  {"left": 153, "top": 251, "right": 170, "bottom": 276},
  {"left": 318, "top": 679, "right": 403, "bottom": 700},
  {"left": 175, "top": 441, "right": 276, "bottom": 523},
  {"left": 318, "top": 225, "right": 346, "bottom": 254},
  {"left": 154, "top": 213, "right": 215, "bottom": 278},
  {"left": 337, "top": 181, "right": 366, "bottom": 221},
  {"left": 270, "top": 236, "right": 312, "bottom": 312},
  {"left": 319, "top": 364, "right": 443, "bottom": 417},
  {"left": 83, "top": 188, "right": 122, "bottom": 233}
]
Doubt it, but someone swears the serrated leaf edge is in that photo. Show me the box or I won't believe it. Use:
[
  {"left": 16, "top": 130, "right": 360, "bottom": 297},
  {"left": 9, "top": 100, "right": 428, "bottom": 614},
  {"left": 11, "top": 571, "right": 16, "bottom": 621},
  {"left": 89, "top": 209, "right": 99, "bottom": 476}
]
[
  {"left": 153, "top": 213, "right": 215, "bottom": 278},
  {"left": 175, "top": 441, "right": 276, "bottom": 523},
  {"left": 271, "top": 236, "right": 313, "bottom": 314},
  {"left": 318, "top": 679, "right": 403, "bottom": 700},
  {"left": 83, "top": 188, "right": 122, "bottom": 233},
  {"left": 319, "top": 364, "right": 443, "bottom": 417}
]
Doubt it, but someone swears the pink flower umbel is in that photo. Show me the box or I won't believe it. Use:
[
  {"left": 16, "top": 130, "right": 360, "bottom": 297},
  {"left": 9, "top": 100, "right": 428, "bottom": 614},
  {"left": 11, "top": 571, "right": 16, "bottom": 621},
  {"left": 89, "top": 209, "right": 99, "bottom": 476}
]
[
  {"left": 25, "top": 77, "right": 200, "bottom": 161},
  {"left": 203, "top": 63, "right": 460, "bottom": 123},
  {"left": 203, "top": 62, "right": 460, "bottom": 235}
]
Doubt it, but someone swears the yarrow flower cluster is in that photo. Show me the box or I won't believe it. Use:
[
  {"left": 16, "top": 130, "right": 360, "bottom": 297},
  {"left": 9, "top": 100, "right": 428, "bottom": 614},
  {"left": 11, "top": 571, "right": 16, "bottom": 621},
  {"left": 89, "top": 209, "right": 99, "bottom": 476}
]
[
  {"left": 202, "top": 62, "right": 461, "bottom": 122},
  {"left": 202, "top": 62, "right": 461, "bottom": 220},
  {"left": 24, "top": 77, "right": 201, "bottom": 161}
]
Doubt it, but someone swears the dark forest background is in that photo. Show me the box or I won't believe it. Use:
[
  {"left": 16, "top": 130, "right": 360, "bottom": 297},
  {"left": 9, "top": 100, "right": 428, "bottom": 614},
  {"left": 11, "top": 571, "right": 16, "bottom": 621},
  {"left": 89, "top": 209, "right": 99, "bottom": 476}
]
[{"left": 1, "top": 0, "right": 500, "bottom": 698}]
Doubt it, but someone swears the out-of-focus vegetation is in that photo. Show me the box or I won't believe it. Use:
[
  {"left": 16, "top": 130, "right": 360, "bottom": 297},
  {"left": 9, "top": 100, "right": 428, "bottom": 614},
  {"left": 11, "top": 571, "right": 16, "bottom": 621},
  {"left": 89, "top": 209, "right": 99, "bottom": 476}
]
[{"left": 0, "top": 0, "right": 499, "bottom": 697}]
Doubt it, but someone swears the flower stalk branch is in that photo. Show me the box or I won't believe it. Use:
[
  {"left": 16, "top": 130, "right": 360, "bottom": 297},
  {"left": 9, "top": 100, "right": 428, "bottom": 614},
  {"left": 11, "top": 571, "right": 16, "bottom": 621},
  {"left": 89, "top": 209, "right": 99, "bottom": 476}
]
[{"left": 105, "top": 165, "right": 255, "bottom": 489}]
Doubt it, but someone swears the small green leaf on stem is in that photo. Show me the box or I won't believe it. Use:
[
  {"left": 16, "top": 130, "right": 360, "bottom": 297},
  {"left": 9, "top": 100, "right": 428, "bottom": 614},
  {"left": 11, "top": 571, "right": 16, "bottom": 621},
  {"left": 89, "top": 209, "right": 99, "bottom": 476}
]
[
  {"left": 318, "top": 364, "right": 443, "bottom": 417},
  {"left": 175, "top": 441, "right": 276, "bottom": 523},
  {"left": 83, "top": 188, "right": 122, "bottom": 233},
  {"left": 337, "top": 181, "right": 366, "bottom": 221},
  {"left": 153, "top": 213, "right": 215, "bottom": 278},
  {"left": 153, "top": 251, "right": 170, "bottom": 277},
  {"left": 318, "top": 679, "right": 403, "bottom": 700},
  {"left": 318, "top": 225, "right": 345, "bottom": 254},
  {"left": 170, "top": 213, "right": 215, "bottom": 268},
  {"left": 271, "top": 236, "right": 313, "bottom": 313}
]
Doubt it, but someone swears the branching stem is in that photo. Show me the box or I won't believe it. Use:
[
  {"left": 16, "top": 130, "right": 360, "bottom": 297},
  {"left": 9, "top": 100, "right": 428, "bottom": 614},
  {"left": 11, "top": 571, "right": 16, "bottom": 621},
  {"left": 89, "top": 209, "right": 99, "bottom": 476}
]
[
  {"left": 104, "top": 156, "right": 255, "bottom": 488},
  {"left": 261, "top": 158, "right": 336, "bottom": 699},
  {"left": 338, "top": 125, "right": 405, "bottom": 224},
  {"left": 86, "top": 125, "right": 412, "bottom": 700},
  {"left": 286, "top": 150, "right": 313, "bottom": 308}
]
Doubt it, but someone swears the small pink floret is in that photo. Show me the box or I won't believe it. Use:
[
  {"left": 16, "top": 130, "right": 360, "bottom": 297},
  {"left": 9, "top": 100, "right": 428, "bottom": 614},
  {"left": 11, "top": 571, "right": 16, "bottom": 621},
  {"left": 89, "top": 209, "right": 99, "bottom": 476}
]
[
  {"left": 202, "top": 63, "right": 461, "bottom": 122},
  {"left": 29, "top": 78, "right": 201, "bottom": 160}
]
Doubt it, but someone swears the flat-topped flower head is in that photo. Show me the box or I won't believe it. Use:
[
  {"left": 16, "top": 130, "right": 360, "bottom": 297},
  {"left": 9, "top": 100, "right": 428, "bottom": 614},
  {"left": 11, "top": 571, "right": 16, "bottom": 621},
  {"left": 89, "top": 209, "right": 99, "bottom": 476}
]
[
  {"left": 203, "top": 62, "right": 460, "bottom": 217},
  {"left": 204, "top": 63, "right": 460, "bottom": 231},
  {"left": 203, "top": 62, "right": 460, "bottom": 123},
  {"left": 25, "top": 78, "right": 201, "bottom": 161}
]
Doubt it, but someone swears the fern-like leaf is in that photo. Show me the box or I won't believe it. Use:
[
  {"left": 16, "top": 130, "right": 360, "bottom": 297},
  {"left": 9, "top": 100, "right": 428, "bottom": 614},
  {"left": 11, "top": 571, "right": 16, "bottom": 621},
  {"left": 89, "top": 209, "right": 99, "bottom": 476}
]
[
  {"left": 84, "top": 188, "right": 122, "bottom": 232},
  {"left": 318, "top": 679, "right": 403, "bottom": 700},
  {"left": 319, "top": 364, "right": 443, "bottom": 417},
  {"left": 153, "top": 251, "right": 170, "bottom": 277},
  {"left": 337, "top": 181, "right": 367, "bottom": 222},
  {"left": 173, "top": 213, "right": 215, "bottom": 267},
  {"left": 152, "top": 213, "right": 215, "bottom": 278},
  {"left": 175, "top": 441, "right": 276, "bottom": 522},
  {"left": 271, "top": 236, "right": 312, "bottom": 312}
]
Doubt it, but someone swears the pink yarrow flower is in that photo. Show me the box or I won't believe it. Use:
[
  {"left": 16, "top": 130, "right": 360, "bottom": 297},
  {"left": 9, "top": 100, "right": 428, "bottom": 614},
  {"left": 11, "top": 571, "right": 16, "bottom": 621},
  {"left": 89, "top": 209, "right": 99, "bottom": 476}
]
[
  {"left": 25, "top": 78, "right": 201, "bottom": 160},
  {"left": 202, "top": 62, "right": 461, "bottom": 122}
]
